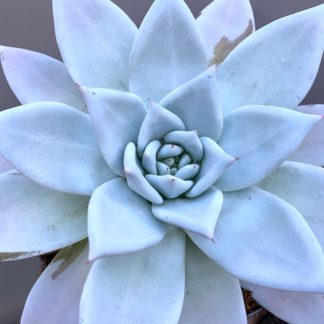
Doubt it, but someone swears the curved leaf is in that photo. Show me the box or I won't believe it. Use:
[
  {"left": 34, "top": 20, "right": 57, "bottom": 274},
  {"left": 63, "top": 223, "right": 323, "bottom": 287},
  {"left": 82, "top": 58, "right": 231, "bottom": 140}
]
[
  {"left": 21, "top": 241, "right": 90, "bottom": 324},
  {"left": 0, "top": 102, "right": 115, "bottom": 195},
  {"left": 289, "top": 105, "right": 324, "bottom": 166},
  {"left": 152, "top": 187, "right": 223, "bottom": 238},
  {"left": 179, "top": 240, "right": 247, "bottom": 324},
  {"left": 159, "top": 68, "right": 223, "bottom": 141},
  {"left": 189, "top": 187, "right": 324, "bottom": 292},
  {"left": 129, "top": 0, "right": 207, "bottom": 102},
  {"left": 217, "top": 5, "right": 324, "bottom": 115},
  {"left": 197, "top": 0, "right": 255, "bottom": 64},
  {"left": 88, "top": 178, "right": 167, "bottom": 260},
  {"left": 53, "top": 0, "right": 137, "bottom": 89},
  {"left": 0, "top": 171, "right": 88, "bottom": 261},
  {"left": 186, "top": 137, "right": 235, "bottom": 197},
  {"left": 258, "top": 161, "right": 324, "bottom": 248},
  {"left": 82, "top": 88, "right": 147, "bottom": 176},
  {"left": 217, "top": 105, "right": 321, "bottom": 191},
  {"left": 80, "top": 228, "right": 185, "bottom": 324},
  {"left": 0, "top": 46, "right": 86, "bottom": 112},
  {"left": 137, "top": 101, "right": 185, "bottom": 157},
  {"left": 124, "top": 142, "right": 163, "bottom": 205}
]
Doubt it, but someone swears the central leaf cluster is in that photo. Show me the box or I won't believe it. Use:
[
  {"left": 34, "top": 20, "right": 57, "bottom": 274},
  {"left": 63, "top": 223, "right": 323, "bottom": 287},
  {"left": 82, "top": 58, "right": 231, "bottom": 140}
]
[
  {"left": 122, "top": 101, "right": 236, "bottom": 205},
  {"left": 141, "top": 130, "right": 203, "bottom": 199}
]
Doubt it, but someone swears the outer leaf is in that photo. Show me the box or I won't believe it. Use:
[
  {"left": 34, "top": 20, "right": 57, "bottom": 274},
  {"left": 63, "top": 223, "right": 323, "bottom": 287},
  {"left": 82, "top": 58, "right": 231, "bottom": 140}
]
[
  {"left": 0, "top": 171, "right": 88, "bottom": 261},
  {"left": 289, "top": 105, "right": 324, "bottom": 166},
  {"left": 189, "top": 187, "right": 324, "bottom": 292},
  {"left": 179, "top": 240, "right": 247, "bottom": 324},
  {"left": 80, "top": 228, "right": 185, "bottom": 324},
  {"left": 129, "top": 0, "right": 207, "bottom": 102},
  {"left": 0, "top": 102, "right": 115, "bottom": 195},
  {"left": 258, "top": 161, "right": 324, "bottom": 248},
  {"left": 159, "top": 68, "right": 223, "bottom": 141},
  {"left": 242, "top": 281, "right": 324, "bottom": 324},
  {"left": 217, "top": 105, "right": 321, "bottom": 191},
  {"left": 82, "top": 88, "right": 147, "bottom": 176},
  {"left": 53, "top": 0, "right": 137, "bottom": 89},
  {"left": 88, "top": 178, "right": 167, "bottom": 260},
  {"left": 152, "top": 187, "right": 223, "bottom": 238},
  {"left": 217, "top": 5, "right": 324, "bottom": 115},
  {"left": 0, "top": 46, "right": 86, "bottom": 112},
  {"left": 197, "top": 0, "right": 255, "bottom": 64},
  {"left": 21, "top": 241, "right": 90, "bottom": 324}
]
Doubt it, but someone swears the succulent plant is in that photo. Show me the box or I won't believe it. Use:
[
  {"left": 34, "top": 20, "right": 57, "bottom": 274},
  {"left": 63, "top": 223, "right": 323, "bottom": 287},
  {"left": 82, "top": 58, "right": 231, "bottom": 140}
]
[{"left": 0, "top": 0, "right": 324, "bottom": 323}]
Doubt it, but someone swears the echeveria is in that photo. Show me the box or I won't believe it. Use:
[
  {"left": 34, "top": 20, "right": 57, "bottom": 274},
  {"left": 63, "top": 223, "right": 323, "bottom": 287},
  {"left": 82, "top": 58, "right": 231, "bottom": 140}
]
[{"left": 0, "top": 0, "right": 324, "bottom": 323}]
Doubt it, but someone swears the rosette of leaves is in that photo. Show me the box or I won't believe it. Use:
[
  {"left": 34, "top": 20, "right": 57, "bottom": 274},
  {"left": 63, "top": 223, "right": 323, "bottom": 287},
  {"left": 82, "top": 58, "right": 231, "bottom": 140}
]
[{"left": 0, "top": 0, "right": 324, "bottom": 323}]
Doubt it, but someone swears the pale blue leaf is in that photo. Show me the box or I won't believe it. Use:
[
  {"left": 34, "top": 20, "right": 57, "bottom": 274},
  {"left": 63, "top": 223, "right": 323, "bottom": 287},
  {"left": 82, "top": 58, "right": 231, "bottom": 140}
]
[
  {"left": 80, "top": 228, "right": 185, "bottom": 324},
  {"left": 129, "top": 0, "right": 207, "bottom": 102}
]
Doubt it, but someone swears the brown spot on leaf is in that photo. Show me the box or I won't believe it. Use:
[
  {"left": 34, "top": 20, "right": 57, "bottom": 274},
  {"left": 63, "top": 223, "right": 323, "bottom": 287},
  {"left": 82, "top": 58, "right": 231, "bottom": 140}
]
[
  {"left": 209, "top": 19, "right": 254, "bottom": 66},
  {"left": 51, "top": 240, "right": 87, "bottom": 280},
  {"left": 0, "top": 251, "right": 40, "bottom": 261}
]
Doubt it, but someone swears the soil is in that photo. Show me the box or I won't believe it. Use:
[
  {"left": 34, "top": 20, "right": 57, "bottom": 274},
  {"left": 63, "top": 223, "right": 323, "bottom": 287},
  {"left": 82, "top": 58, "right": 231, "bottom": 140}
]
[{"left": 243, "top": 289, "right": 288, "bottom": 324}]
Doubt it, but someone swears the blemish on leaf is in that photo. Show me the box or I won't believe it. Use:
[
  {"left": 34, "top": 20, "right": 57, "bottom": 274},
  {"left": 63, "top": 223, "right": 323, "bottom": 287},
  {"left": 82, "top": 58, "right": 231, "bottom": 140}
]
[
  {"left": 51, "top": 240, "right": 87, "bottom": 280},
  {"left": 209, "top": 20, "right": 254, "bottom": 66},
  {"left": 0, "top": 251, "right": 40, "bottom": 261}
]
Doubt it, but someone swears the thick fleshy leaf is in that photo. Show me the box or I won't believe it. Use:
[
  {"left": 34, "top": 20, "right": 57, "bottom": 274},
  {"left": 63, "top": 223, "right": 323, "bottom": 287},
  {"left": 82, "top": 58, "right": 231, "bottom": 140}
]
[
  {"left": 137, "top": 101, "right": 185, "bottom": 157},
  {"left": 179, "top": 240, "right": 247, "bottom": 324},
  {"left": 88, "top": 178, "right": 167, "bottom": 260},
  {"left": 157, "top": 144, "right": 183, "bottom": 160},
  {"left": 217, "top": 5, "right": 324, "bottom": 115},
  {"left": 124, "top": 142, "right": 163, "bottom": 204},
  {"left": 159, "top": 68, "right": 222, "bottom": 141},
  {"left": 21, "top": 241, "right": 90, "bottom": 324},
  {"left": 189, "top": 187, "right": 324, "bottom": 292},
  {"left": 0, "top": 46, "right": 86, "bottom": 112},
  {"left": 289, "top": 105, "right": 324, "bottom": 166},
  {"left": 53, "top": 0, "right": 137, "bottom": 89},
  {"left": 0, "top": 155, "right": 12, "bottom": 173},
  {"left": 258, "top": 161, "right": 324, "bottom": 248},
  {"left": 242, "top": 282, "right": 324, "bottom": 324},
  {"left": 175, "top": 164, "right": 200, "bottom": 180},
  {"left": 186, "top": 137, "right": 235, "bottom": 198},
  {"left": 142, "top": 140, "right": 162, "bottom": 175},
  {"left": 129, "top": 0, "right": 207, "bottom": 102},
  {"left": 216, "top": 105, "right": 321, "bottom": 191},
  {"left": 0, "top": 102, "right": 115, "bottom": 195},
  {"left": 164, "top": 131, "right": 204, "bottom": 161},
  {"left": 80, "top": 228, "right": 185, "bottom": 324},
  {"left": 0, "top": 171, "right": 88, "bottom": 261},
  {"left": 82, "top": 88, "right": 147, "bottom": 176},
  {"left": 197, "top": 0, "right": 255, "bottom": 64},
  {"left": 145, "top": 175, "right": 193, "bottom": 199},
  {"left": 157, "top": 162, "right": 170, "bottom": 175},
  {"left": 152, "top": 187, "right": 223, "bottom": 238},
  {"left": 178, "top": 153, "right": 192, "bottom": 168}
]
